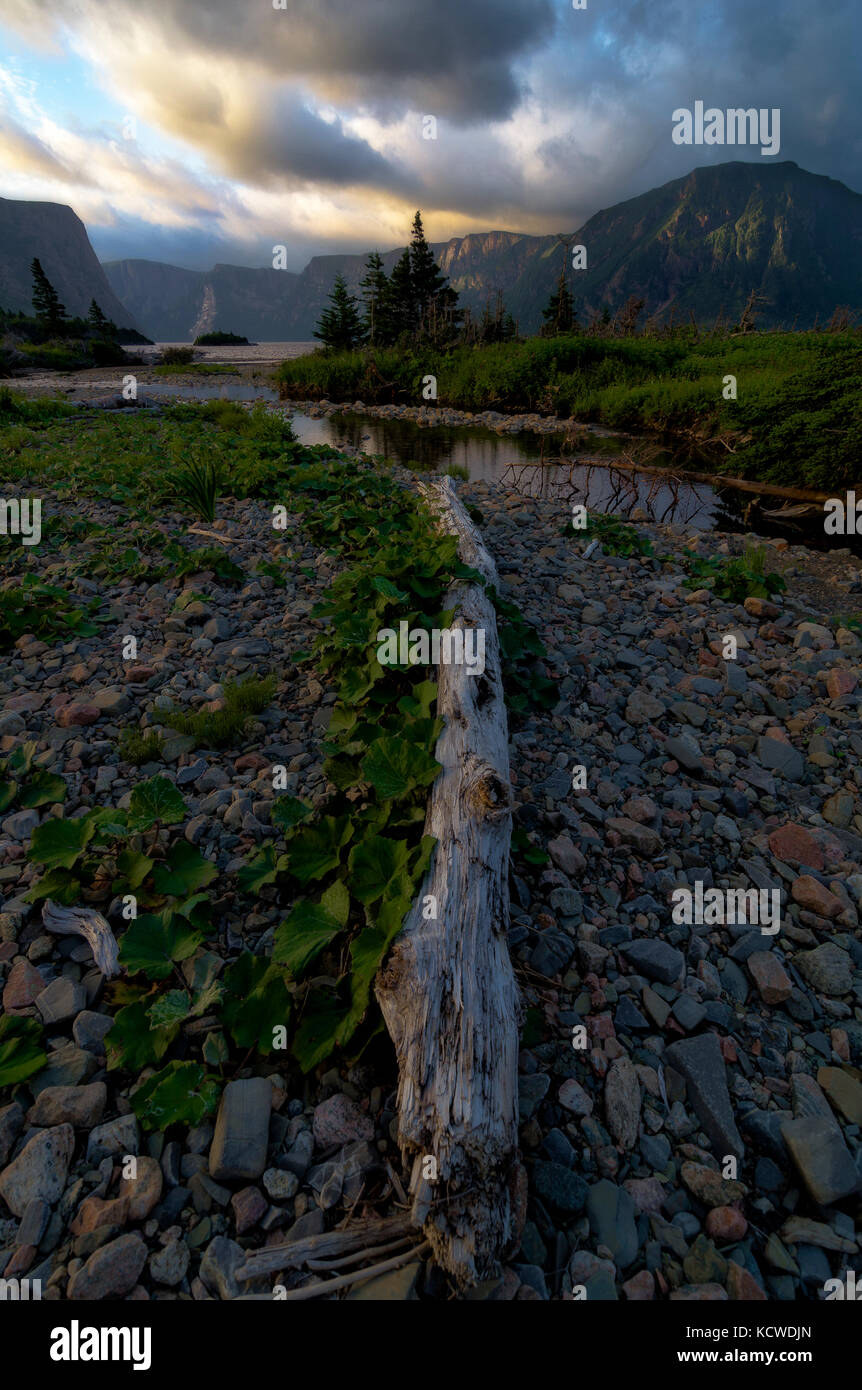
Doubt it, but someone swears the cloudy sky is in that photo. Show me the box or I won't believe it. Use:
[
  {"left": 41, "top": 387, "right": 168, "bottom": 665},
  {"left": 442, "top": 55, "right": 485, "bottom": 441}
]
[{"left": 0, "top": 0, "right": 859, "bottom": 270}]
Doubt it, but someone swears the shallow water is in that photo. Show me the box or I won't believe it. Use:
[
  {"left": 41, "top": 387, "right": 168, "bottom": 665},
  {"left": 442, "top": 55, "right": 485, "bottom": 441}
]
[{"left": 131, "top": 373, "right": 840, "bottom": 547}]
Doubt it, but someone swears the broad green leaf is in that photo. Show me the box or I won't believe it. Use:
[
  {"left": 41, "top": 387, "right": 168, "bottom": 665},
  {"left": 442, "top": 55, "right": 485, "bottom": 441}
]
[
  {"left": 115, "top": 847, "right": 155, "bottom": 890},
  {"left": 152, "top": 840, "right": 217, "bottom": 896},
  {"left": 202, "top": 1030, "right": 229, "bottom": 1068},
  {"left": 321, "top": 878, "right": 350, "bottom": 927},
  {"left": 335, "top": 926, "right": 387, "bottom": 1045},
  {"left": 374, "top": 878, "right": 414, "bottom": 943},
  {"left": 119, "top": 913, "right": 203, "bottom": 980},
  {"left": 147, "top": 989, "right": 190, "bottom": 1029},
  {"left": 105, "top": 999, "right": 178, "bottom": 1071},
  {"left": 221, "top": 952, "right": 291, "bottom": 1052},
  {"left": 127, "top": 776, "right": 186, "bottom": 832},
  {"left": 18, "top": 771, "right": 66, "bottom": 809},
  {"left": 22, "top": 867, "right": 81, "bottom": 904},
  {"left": 0, "top": 780, "right": 18, "bottom": 814},
  {"left": 131, "top": 1061, "right": 221, "bottom": 1130},
  {"left": 396, "top": 679, "right": 438, "bottom": 721},
  {"left": 372, "top": 575, "right": 408, "bottom": 602},
  {"left": 190, "top": 979, "right": 223, "bottom": 1016},
  {"left": 183, "top": 950, "right": 223, "bottom": 994},
  {"left": 6, "top": 742, "right": 36, "bottom": 776},
  {"left": 0, "top": 1014, "right": 46, "bottom": 1087},
  {"left": 273, "top": 899, "right": 341, "bottom": 977},
  {"left": 27, "top": 815, "right": 95, "bottom": 869},
  {"left": 237, "top": 843, "right": 280, "bottom": 894},
  {"left": 409, "top": 834, "right": 437, "bottom": 885},
  {"left": 348, "top": 834, "right": 410, "bottom": 906},
  {"left": 292, "top": 994, "right": 347, "bottom": 1073},
  {"left": 361, "top": 736, "right": 440, "bottom": 801},
  {"left": 270, "top": 796, "right": 313, "bottom": 832},
  {"left": 284, "top": 816, "right": 352, "bottom": 885}
]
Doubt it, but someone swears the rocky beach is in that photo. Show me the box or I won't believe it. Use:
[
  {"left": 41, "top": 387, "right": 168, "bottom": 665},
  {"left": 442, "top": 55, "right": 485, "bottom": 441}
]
[{"left": 2, "top": 453, "right": 861, "bottom": 1301}]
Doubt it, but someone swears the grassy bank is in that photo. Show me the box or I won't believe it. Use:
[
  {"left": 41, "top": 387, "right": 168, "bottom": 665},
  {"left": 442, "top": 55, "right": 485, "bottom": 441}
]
[{"left": 274, "top": 332, "right": 862, "bottom": 490}]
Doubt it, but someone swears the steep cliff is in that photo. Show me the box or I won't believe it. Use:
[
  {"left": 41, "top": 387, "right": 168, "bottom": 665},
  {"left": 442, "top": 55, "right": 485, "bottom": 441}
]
[{"left": 0, "top": 197, "right": 139, "bottom": 330}]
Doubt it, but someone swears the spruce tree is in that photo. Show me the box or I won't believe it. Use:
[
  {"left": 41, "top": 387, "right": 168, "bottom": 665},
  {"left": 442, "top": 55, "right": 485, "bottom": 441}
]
[
  {"left": 409, "top": 210, "right": 460, "bottom": 342},
  {"left": 313, "top": 274, "right": 365, "bottom": 351},
  {"left": 540, "top": 269, "right": 577, "bottom": 337},
  {"left": 359, "top": 252, "right": 391, "bottom": 346},
  {"left": 30, "top": 258, "right": 67, "bottom": 331},
  {"left": 383, "top": 248, "right": 416, "bottom": 339},
  {"left": 87, "top": 299, "right": 110, "bottom": 334}
]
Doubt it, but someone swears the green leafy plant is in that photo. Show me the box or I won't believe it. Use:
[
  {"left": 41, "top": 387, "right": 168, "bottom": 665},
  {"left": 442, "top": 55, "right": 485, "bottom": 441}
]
[
  {"left": 0, "top": 1014, "right": 46, "bottom": 1087},
  {"left": 0, "top": 575, "right": 103, "bottom": 653},
  {"left": 164, "top": 674, "right": 276, "bottom": 749},
  {"left": 0, "top": 742, "right": 66, "bottom": 815},
  {"left": 173, "top": 452, "right": 221, "bottom": 522},
  {"left": 118, "top": 728, "right": 164, "bottom": 767},
  {"left": 681, "top": 543, "right": 787, "bottom": 603}
]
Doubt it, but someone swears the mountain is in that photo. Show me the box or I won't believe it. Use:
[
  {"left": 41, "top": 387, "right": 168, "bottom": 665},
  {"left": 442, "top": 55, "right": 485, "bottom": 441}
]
[
  {"left": 102, "top": 162, "right": 862, "bottom": 340},
  {"left": 0, "top": 197, "right": 139, "bottom": 331}
]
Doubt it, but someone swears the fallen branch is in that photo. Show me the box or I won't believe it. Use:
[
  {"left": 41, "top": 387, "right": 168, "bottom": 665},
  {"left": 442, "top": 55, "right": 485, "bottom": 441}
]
[
  {"left": 374, "top": 476, "right": 523, "bottom": 1288},
  {"left": 186, "top": 526, "right": 242, "bottom": 544},
  {"left": 241, "top": 1241, "right": 430, "bottom": 1302},
  {"left": 235, "top": 1214, "right": 415, "bottom": 1281},
  {"left": 41, "top": 901, "right": 120, "bottom": 978}
]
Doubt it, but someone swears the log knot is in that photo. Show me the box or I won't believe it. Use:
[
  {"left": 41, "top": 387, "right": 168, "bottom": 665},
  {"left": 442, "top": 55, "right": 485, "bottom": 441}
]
[{"left": 465, "top": 761, "right": 512, "bottom": 820}]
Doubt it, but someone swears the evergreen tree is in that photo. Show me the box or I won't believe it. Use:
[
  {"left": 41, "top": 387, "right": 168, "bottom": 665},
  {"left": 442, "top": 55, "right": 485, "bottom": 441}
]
[
  {"left": 30, "top": 258, "right": 67, "bottom": 331},
  {"left": 313, "top": 274, "right": 365, "bottom": 351},
  {"left": 540, "top": 269, "right": 577, "bottom": 337},
  {"left": 359, "top": 252, "right": 391, "bottom": 346},
  {"left": 383, "top": 248, "right": 416, "bottom": 339},
  {"left": 409, "top": 210, "right": 461, "bottom": 343},
  {"left": 87, "top": 300, "right": 111, "bottom": 334}
]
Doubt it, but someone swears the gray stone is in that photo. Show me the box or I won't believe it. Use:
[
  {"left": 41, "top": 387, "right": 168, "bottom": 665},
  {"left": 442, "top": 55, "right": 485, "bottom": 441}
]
[
  {"left": 86, "top": 1114, "right": 139, "bottom": 1163},
  {"left": 780, "top": 1116, "right": 859, "bottom": 1205},
  {"left": 620, "top": 939, "right": 684, "bottom": 985},
  {"left": 0, "top": 1124, "right": 75, "bottom": 1216},
  {"left": 35, "top": 976, "right": 87, "bottom": 1025},
  {"left": 604, "top": 1057, "right": 641, "bottom": 1149},
  {"left": 209, "top": 1078, "right": 272, "bottom": 1181},
  {"left": 68, "top": 1233, "right": 147, "bottom": 1300},
  {"left": 27, "top": 1082, "right": 106, "bottom": 1129},
  {"left": 0, "top": 1102, "right": 24, "bottom": 1167},
  {"left": 519, "top": 1072, "right": 550, "bottom": 1121},
  {"left": 796, "top": 943, "right": 853, "bottom": 996},
  {"left": 665, "top": 736, "right": 704, "bottom": 774},
  {"left": 262, "top": 1167, "right": 299, "bottom": 1201},
  {"left": 30, "top": 1045, "right": 97, "bottom": 1094},
  {"left": 587, "top": 1180, "right": 639, "bottom": 1269},
  {"left": 200, "top": 1235, "right": 246, "bottom": 1300},
  {"left": 149, "top": 1238, "right": 190, "bottom": 1286},
  {"left": 757, "top": 736, "right": 804, "bottom": 782},
  {"left": 72, "top": 1011, "right": 115, "bottom": 1054},
  {"left": 531, "top": 1160, "right": 588, "bottom": 1214},
  {"left": 663, "top": 1033, "right": 743, "bottom": 1158}
]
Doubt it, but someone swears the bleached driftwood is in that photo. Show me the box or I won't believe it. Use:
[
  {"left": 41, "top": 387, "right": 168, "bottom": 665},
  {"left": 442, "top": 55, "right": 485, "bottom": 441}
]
[
  {"left": 374, "top": 475, "right": 522, "bottom": 1287},
  {"left": 41, "top": 901, "right": 120, "bottom": 978},
  {"left": 235, "top": 1214, "right": 415, "bottom": 1281}
]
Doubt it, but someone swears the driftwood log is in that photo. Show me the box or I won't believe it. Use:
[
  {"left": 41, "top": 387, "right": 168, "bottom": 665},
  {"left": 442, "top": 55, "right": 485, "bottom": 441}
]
[
  {"left": 41, "top": 901, "right": 120, "bottom": 978},
  {"left": 374, "top": 476, "right": 523, "bottom": 1288}
]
